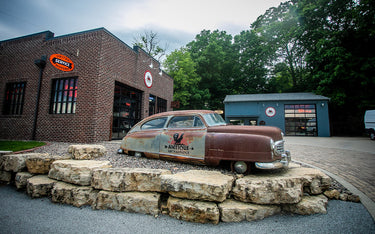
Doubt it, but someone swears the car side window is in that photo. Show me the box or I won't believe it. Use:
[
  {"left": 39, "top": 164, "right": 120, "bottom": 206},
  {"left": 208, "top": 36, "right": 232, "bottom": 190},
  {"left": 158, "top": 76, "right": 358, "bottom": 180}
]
[
  {"left": 168, "top": 116, "right": 204, "bottom": 128},
  {"left": 141, "top": 117, "right": 168, "bottom": 130}
]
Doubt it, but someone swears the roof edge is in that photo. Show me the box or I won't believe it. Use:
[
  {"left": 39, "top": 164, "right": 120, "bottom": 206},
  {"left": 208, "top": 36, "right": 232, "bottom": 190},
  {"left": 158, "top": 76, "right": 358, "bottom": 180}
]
[
  {"left": 224, "top": 92, "right": 330, "bottom": 103},
  {"left": 0, "top": 31, "right": 54, "bottom": 43}
]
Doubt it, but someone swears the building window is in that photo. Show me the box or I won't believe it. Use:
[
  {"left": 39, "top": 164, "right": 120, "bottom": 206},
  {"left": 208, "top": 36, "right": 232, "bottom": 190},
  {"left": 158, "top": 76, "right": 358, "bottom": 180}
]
[
  {"left": 157, "top": 97, "right": 167, "bottom": 113},
  {"left": 3, "top": 82, "right": 26, "bottom": 115},
  {"left": 285, "top": 104, "right": 317, "bottom": 136},
  {"left": 50, "top": 77, "right": 77, "bottom": 114},
  {"left": 149, "top": 94, "right": 156, "bottom": 116},
  {"left": 149, "top": 95, "right": 167, "bottom": 116}
]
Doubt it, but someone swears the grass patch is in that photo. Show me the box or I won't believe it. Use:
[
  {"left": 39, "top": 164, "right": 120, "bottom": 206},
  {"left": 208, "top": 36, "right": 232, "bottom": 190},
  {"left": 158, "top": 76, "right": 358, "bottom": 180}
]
[{"left": 0, "top": 140, "right": 46, "bottom": 152}]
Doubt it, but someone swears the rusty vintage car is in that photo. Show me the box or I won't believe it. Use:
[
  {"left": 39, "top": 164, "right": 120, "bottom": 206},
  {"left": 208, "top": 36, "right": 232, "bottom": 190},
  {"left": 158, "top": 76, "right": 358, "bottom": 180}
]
[{"left": 119, "top": 110, "right": 291, "bottom": 173}]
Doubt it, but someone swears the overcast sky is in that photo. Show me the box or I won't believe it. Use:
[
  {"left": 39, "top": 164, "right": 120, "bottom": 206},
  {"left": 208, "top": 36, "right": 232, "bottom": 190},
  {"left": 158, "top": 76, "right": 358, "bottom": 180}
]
[{"left": 0, "top": 0, "right": 282, "bottom": 54}]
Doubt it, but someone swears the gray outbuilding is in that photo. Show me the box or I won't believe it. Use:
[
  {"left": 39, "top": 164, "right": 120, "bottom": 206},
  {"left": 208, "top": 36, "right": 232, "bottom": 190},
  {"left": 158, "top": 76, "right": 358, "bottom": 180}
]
[{"left": 224, "top": 93, "right": 330, "bottom": 137}]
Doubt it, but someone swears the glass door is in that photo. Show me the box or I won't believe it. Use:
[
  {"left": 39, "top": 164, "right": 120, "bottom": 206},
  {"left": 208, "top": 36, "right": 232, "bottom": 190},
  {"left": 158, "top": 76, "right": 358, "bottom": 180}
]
[
  {"left": 112, "top": 82, "right": 142, "bottom": 140},
  {"left": 285, "top": 104, "right": 317, "bottom": 136}
]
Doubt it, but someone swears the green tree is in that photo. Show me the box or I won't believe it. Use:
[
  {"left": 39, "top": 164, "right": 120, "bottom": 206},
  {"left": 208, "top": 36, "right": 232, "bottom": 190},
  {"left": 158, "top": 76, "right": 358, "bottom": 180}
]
[
  {"left": 294, "top": 0, "right": 375, "bottom": 135},
  {"left": 232, "top": 30, "right": 270, "bottom": 94},
  {"left": 252, "top": 1, "right": 310, "bottom": 91},
  {"left": 164, "top": 48, "right": 210, "bottom": 109},
  {"left": 267, "top": 63, "right": 294, "bottom": 93},
  {"left": 187, "top": 30, "right": 236, "bottom": 110}
]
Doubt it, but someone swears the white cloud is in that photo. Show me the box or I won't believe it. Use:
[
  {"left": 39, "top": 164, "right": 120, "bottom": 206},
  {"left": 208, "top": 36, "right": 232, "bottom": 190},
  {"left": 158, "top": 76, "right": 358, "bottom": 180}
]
[
  {"left": 1, "top": 0, "right": 283, "bottom": 51},
  {"left": 110, "top": 0, "right": 282, "bottom": 35}
]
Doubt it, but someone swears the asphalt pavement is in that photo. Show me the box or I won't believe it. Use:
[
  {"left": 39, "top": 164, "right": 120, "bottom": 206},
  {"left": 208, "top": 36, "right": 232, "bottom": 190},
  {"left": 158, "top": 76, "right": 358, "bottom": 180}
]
[{"left": 0, "top": 184, "right": 374, "bottom": 234}]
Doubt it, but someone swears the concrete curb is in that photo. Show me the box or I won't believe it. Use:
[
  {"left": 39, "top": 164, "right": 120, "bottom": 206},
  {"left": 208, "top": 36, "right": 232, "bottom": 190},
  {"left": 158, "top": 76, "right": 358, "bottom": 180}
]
[{"left": 293, "top": 160, "right": 375, "bottom": 222}]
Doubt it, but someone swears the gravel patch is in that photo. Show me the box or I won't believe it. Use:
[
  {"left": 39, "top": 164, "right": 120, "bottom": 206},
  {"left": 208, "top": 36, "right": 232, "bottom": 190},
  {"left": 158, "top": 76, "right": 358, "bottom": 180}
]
[
  {"left": 32, "top": 141, "right": 232, "bottom": 175},
  {"left": 32, "top": 141, "right": 349, "bottom": 193}
]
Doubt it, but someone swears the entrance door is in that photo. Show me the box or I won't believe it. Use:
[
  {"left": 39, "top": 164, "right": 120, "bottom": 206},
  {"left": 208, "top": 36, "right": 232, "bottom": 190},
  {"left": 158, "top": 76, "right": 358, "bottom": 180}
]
[
  {"left": 112, "top": 82, "right": 142, "bottom": 140},
  {"left": 284, "top": 104, "right": 317, "bottom": 136}
]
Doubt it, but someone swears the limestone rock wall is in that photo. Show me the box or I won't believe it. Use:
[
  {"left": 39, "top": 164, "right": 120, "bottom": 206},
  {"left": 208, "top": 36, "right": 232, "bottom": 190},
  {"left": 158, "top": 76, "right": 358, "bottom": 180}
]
[{"left": 0, "top": 145, "right": 360, "bottom": 224}]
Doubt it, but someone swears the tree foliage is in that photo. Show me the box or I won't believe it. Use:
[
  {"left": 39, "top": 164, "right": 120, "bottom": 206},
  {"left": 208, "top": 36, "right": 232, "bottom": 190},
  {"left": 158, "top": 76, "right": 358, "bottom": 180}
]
[
  {"left": 293, "top": 0, "right": 375, "bottom": 134},
  {"left": 163, "top": 0, "right": 375, "bottom": 135},
  {"left": 164, "top": 48, "right": 210, "bottom": 109},
  {"left": 186, "top": 30, "right": 237, "bottom": 110}
]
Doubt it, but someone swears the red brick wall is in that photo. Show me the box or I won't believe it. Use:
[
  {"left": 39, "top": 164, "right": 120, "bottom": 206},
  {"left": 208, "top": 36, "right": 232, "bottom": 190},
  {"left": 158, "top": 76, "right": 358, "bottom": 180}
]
[{"left": 0, "top": 28, "right": 173, "bottom": 143}]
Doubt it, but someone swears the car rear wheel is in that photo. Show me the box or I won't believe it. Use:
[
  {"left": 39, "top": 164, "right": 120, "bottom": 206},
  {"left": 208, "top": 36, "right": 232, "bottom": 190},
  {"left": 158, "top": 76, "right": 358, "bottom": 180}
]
[
  {"left": 231, "top": 161, "right": 250, "bottom": 174},
  {"left": 128, "top": 151, "right": 143, "bottom": 157}
]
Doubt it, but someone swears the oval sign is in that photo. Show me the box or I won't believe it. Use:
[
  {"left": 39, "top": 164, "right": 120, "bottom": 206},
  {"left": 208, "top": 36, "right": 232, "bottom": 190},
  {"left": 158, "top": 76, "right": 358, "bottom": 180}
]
[
  {"left": 49, "top": 54, "right": 74, "bottom": 72},
  {"left": 144, "top": 70, "right": 153, "bottom": 88}
]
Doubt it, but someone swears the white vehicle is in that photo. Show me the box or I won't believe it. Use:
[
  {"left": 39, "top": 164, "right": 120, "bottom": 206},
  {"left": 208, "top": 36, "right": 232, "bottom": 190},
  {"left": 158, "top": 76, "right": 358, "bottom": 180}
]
[{"left": 364, "top": 110, "right": 375, "bottom": 140}]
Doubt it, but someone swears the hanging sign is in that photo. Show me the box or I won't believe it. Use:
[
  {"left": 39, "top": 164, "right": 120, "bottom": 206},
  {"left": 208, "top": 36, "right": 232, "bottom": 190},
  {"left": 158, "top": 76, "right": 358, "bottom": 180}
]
[
  {"left": 144, "top": 70, "right": 153, "bottom": 88},
  {"left": 265, "top": 107, "right": 276, "bottom": 117},
  {"left": 49, "top": 54, "right": 74, "bottom": 72}
]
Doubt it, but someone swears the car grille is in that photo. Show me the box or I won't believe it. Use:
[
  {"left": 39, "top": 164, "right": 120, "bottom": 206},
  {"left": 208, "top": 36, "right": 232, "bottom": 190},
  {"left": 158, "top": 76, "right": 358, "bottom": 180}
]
[{"left": 275, "top": 140, "right": 284, "bottom": 155}]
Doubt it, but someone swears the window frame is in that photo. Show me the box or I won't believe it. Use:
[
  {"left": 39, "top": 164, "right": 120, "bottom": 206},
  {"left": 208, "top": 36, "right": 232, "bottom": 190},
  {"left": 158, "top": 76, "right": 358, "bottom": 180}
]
[
  {"left": 49, "top": 77, "right": 77, "bottom": 114},
  {"left": 167, "top": 115, "right": 205, "bottom": 129},
  {"left": 141, "top": 117, "right": 168, "bottom": 130},
  {"left": 2, "top": 82, "right": 26, "bottom": 115}
]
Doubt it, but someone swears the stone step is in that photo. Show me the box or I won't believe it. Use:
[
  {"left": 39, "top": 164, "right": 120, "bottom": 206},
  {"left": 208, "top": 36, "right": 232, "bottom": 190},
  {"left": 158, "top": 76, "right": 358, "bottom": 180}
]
[
  {"left": 282, "top": 194, "right": 328, "bottom": 215},
  {"left": 161, "top": 170, "right": 235, "bottom": 202},
  {"left": 68, "top": 145, "right": 107, "bottom": 160},
  {"left": 15, "top": 172, "right": 33, "bottom": 190},
  {"left": 232, "top": 167, "right": 332, "bottom": 205},
  {"left": 27, "top": 175, "right": 57, "bottom": 198},
  {"left": 92, "top": 168, "right": 171, "bottom": 192},
  {"left": 94, "top": 190, "right": 160, "bottom": 216},
  {"left": 1, "top": 153, "right": 49, "bottom": 173},
  {"left": 51, "top": 181, "right": 98, "bottom": 207},
  {"left": 219, "top": 199, "right": 281, "bottom": 222},
  {"left": 26, "top": 154, "right": 71, "bottom": 174},
  {"left": 48, "top": 160, "right": 111, "bottom": 186},
  {"left": 167, "top": 196, "right": 220, "bottom": 224},
  {"left": 0, "top": 170, "right": 12, "bottom": 183}
]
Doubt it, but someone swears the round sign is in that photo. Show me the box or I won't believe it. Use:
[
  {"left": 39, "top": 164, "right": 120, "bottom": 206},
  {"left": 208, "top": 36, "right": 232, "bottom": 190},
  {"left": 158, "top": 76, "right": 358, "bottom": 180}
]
[
  {"left": 265, "top": 107, "right": 276, "bottom": 117},
  {"left": 144, "top": 70, "right": 153, "bottom": 88},
  {"left": 49, "top": 54, "right": 74, "bottom": 72}
]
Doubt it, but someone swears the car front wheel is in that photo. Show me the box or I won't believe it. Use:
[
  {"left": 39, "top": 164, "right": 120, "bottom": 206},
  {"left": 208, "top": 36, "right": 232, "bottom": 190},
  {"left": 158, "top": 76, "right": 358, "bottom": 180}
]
[{"left": 231, "top": 161, "right": 250, "bottom": 174}]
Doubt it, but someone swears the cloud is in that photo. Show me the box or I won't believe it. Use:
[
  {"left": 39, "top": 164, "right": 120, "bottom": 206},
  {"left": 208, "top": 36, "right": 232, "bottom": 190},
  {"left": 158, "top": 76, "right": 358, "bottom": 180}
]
[
  {"left": 1, "top": 0, "right": 282, "bottom": 52},
  {"left": 110, "top": 0, "right": 282, "bottom": 35}
]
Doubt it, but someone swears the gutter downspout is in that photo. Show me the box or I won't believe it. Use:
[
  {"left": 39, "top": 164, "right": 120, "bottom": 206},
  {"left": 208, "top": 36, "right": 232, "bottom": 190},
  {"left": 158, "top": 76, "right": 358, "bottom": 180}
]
[{"left": 32, "top": 55, "right": 47, "bottom": 140}]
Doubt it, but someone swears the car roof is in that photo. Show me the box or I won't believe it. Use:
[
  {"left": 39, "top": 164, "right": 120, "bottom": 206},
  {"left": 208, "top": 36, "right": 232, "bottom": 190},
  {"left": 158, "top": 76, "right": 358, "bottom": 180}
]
[{"left": 147, "top": 110, "right": 216, "bottom": 118}]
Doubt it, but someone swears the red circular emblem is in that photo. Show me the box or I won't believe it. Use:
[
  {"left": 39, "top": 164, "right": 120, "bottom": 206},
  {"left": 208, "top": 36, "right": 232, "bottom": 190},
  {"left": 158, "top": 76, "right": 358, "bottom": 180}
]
[
  {"left": 144, "top": 70, "right": 153, "bottom": 88},
  {"left": 265, "top": 107, "right": 276, "bottom": 117}
]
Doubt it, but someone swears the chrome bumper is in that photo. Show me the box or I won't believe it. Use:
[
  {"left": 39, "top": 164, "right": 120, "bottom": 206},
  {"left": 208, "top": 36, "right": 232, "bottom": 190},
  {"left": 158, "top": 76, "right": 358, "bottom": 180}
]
[{"left": 255, "top": 150, "right": 291, "bottom": 170}]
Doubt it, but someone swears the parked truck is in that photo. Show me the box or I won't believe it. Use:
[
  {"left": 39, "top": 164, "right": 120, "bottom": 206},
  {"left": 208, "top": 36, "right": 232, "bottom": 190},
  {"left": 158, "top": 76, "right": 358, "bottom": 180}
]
[{"left": 364, "top": 110, "right": 375, "bottom": 140}]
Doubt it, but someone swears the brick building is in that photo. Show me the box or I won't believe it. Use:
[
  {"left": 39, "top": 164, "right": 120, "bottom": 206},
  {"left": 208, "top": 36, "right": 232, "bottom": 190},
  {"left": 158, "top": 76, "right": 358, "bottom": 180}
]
[{"left": 0, "top": 28, "right": 173, "bottom": 143}]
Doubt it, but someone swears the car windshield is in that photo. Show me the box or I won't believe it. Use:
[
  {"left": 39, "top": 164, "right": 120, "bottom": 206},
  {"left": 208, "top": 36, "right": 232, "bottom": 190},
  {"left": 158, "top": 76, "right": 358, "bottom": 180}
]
[{"left": 203, "top": 113, "right": 226, "bottom": 126}]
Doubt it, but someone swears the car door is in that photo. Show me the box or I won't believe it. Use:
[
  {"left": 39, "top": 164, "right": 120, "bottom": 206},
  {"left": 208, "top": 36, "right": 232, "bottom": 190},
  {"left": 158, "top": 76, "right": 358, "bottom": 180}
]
[
  {"left": 159, "top": 115, "right": 206, "bottom": 163},
  {"left": 124, "top": 117, "right": 168, "bottom": 158}
]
